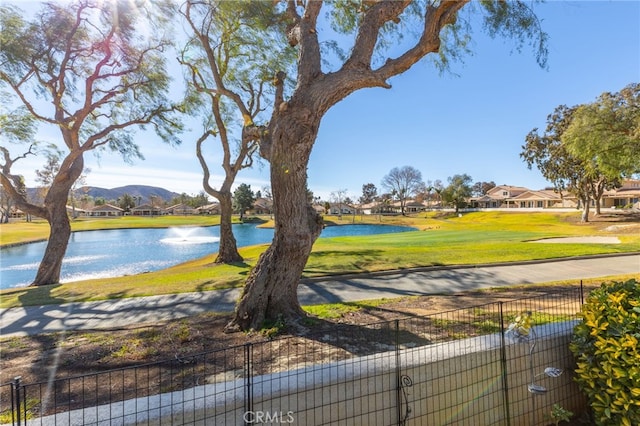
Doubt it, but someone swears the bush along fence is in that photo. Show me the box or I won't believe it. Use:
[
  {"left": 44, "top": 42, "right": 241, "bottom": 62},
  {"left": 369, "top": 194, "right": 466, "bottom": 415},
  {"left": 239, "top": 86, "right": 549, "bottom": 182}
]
[
  {"left": 1, "top": 286, "right": 590, "bottom": 426},
  {"left": 570, "top": 279, "right": 640, "bottom": 426}
]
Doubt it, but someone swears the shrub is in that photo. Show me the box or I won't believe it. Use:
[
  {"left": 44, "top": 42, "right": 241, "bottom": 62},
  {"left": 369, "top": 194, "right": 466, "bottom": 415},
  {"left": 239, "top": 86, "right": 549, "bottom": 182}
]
[{"left": 570, "top": 279, "right": 640, "bottom": 426}]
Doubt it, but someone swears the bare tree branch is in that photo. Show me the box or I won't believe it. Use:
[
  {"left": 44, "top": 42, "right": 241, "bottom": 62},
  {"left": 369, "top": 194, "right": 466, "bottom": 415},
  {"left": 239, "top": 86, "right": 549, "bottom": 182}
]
[
  {"left": 0, "top": 145, "right": 47, "bottom": 218},
  {"left": 343, "top": 1, "right": 411, "bottom": 72},
  {"left": 295, "top": 1, "right": 323, "bottom": 87},
  {"left": 375, "top": 0, "right": 467, "bottom": 82}
]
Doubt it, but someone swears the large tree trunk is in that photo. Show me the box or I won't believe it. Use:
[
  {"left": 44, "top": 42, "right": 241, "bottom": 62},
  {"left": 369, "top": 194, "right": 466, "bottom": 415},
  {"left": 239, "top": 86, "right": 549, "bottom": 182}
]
[
  {"left": 216, "top": 192, "right": 242, "bottom": 264},
  {"left": 33, "top": 201, "right": 71, "bottom": 285},
  {"left": 593, "top": 181, "right": 606, "bottom": 216},
  {"left": 195, "top": 130, "right": 244, "bottom": 264},
  {"left": 226, "top": 109, "right": 324, "bottom": 332},
  {"left": 580, "top": 197, "right": 591, "bottom": 223},
  {"left": 223, "top": 0, "right": 471, "bottom": 332},
  {"left": 31, "top": 156, "right": 84, "bottom": 286}
]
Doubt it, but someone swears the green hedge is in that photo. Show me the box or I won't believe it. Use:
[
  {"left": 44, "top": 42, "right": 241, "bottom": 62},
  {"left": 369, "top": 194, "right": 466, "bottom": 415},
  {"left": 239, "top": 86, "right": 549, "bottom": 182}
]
[{"left": 570, "top": 279, "right": 640, "bottom": 426}]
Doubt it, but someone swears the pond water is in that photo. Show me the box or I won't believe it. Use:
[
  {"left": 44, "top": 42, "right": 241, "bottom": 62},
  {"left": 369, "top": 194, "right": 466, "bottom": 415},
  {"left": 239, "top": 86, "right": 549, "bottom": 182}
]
[{"left": 0, "top": 224, "right": 413, "bottom": 289}]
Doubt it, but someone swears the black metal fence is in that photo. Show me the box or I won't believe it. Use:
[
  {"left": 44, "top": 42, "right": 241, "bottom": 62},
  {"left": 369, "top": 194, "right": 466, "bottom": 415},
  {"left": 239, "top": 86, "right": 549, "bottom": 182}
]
[{"left": 1, "top": 285, "right": 587, "bottom": 425}]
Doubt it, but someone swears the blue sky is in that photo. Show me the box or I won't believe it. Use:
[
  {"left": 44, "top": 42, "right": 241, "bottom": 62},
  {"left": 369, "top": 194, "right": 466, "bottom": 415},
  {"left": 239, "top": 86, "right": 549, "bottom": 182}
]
[{"left": 9, "top": 1, "right": 640, "bottom": 201}]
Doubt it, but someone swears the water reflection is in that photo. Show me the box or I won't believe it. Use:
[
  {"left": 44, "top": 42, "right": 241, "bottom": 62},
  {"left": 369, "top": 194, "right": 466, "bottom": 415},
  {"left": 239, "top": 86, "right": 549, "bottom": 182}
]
[
  {"left": 0, "top": 223, "right": 413, "bottom": 289},
  {"left": 159, "top": 227, "right": 221, "bottom": 245}
]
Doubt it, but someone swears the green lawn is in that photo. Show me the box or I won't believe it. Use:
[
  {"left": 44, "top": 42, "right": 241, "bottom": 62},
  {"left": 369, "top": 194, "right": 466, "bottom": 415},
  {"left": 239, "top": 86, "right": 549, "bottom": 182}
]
[{"left": 1, "top": 211, "right": 638, "bottom": 308}]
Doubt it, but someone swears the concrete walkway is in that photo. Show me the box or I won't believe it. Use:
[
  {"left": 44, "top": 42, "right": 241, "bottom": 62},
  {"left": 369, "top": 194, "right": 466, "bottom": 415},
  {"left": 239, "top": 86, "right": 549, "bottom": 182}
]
[{"left": 1, "top": 254, "right": 638, "bottom": 338}]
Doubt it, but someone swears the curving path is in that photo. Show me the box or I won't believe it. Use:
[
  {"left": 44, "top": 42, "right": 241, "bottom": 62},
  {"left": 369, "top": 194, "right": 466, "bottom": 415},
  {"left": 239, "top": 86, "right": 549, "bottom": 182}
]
[{"left": 1, "top": 253, "right": 638, "bottom": 338}]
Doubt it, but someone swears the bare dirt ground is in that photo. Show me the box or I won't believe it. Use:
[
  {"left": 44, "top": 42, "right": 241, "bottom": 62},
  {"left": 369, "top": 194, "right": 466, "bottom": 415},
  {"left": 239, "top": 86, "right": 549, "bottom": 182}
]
[
  {"left": 1, "top": 284, "right": 597, "bottom": 409},
  {"left": 3, "top": 284, "right": 591, "bottom": 362}
]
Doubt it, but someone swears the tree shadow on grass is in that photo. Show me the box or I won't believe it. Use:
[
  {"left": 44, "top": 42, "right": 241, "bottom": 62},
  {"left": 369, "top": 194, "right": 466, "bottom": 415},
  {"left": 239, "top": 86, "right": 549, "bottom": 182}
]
[
  {"left": 246, "top": 305, "right": 504, "bottom": 382},
  {"left": 592, "top": 211, "right": 640, "bottom": 223},
  {"left": 194, "top": 278, "right": 246, "bottom": 294},
  {"left": 240, "top": 317, "right": 430, "bottom": 380},
  {"left": 0, "top": 284, "right": 67, "bottom": 334},
  {"left": 304, "top": 301, "right": 426, "bottom": 324},
  {"left": 4, "top": 284, "right": 66, "bottom": 307},
  {"left": 309, "top": 249, "right": 385, "bottom": 259},
  {"left": 0, "top": 285, "right": 70, "bottom": 410},
  {"left": 296, "top": 302, "right": 502, "bottom": 358},
  {"left": 305, "top": 249, "right": 386, "bottom": 276},
  {"left": 299, "top": 265, "right": 523, "bottom": 308}
]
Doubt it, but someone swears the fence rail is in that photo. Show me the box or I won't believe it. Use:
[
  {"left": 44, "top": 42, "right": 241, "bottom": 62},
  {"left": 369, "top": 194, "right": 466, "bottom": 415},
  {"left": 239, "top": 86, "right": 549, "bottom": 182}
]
[{"left": 1, "top": 285, "right": 587, "bottom": 425}]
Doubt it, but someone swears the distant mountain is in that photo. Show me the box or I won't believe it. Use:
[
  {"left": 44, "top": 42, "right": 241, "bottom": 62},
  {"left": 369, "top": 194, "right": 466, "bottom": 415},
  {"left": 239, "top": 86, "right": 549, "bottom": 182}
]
[
  {"left": 76, "top": 185, "right": 181, "bottom": 204},
  {"left": 26, "top": 185, "right": 181, "bottom": 204}
]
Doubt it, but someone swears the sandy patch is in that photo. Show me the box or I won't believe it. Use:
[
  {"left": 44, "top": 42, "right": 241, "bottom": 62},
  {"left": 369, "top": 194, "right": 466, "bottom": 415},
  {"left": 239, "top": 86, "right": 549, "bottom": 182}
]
[
  {"left": 531, "top": 236, "right": 621, "bottom": 244},
  {"left": 604, "top": 224, "right": 640, "bottom": 232}
]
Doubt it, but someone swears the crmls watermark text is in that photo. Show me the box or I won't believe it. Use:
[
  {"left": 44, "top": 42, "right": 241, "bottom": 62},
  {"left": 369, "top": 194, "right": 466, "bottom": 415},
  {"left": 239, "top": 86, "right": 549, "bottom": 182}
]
[{"left": 243, "top": 411, "right": 295, "bottom": 424}]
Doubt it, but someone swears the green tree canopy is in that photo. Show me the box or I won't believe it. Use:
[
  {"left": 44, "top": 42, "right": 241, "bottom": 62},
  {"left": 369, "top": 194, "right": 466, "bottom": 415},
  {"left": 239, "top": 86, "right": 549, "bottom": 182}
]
[
  {"left": 118, "top": 193, "right": 136, "bottom": 212},
  {"left": 0, "top": 92, "right": 37, "bottom": 217},
  {"left": 0, "top": 0, "right": 182, "bottom": 285},
  {"left": 0, "top": 92, "right": 36, "bottom": 146},
  {"left": 233, "top": 183, "right": 255, "bottom": 219},
  {"left": 441, "top": 173, "right": 473, "bottom": 213},
  {"left": 472, "top": 181, "right": 496, "bottom": 197},
  {"left": 562, "top": 83, "right": 640, "bottom": 178},
  {"left": 359, "top": 183, "right": 378, "bottom": 204},
  {"left": 522, "top": 84, "right": 638, "bottom": 222},
  {"left": 522, "top": 104, "right": 596, "bottom": 221}
]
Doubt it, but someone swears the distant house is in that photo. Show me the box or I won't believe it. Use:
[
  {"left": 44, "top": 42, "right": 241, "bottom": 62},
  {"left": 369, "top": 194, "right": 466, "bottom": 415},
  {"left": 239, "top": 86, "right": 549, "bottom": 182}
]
[
  {"left": 131, "top": 204, "right": 163, "bottom": 216},
  {"left": 250, "top": 198, "right": 273, "bottom": 215},
  {"left": 472, "top": 185, "right": 529, "bottom": 208},
  {"left": 601, "top": 179, "right": 640, "bottom": 209},
  {"left": 165, "top": 203, "right": 197, "bottom": 215},
  {"left": 197, "top": 203, "right": 220, "bottom": 215},
  {"left": 511, "top": 190, "right": 577, "bottom": 209},
  {"left": 312, "top": 203, "right": 326, "bottom": 215},
  {"left": 471, "top": 194, "right": 498, "bottom": 209},
  {"left": 7, "top": 207, "right": 25, "bottom": 219},
  {"left": 352, "top": 181, "right": 640, "bottom": 213},
  {"left": 357, "top": 202, "right": 378, "bottom": 215},
  {"left": 403, "top": 200, "right": 428, "bottom": 213},
  {"left": 472, "top": 187, "right": 577, "bottom": 209},
  {"left": 88, "top": 204, "right": 124, "bottom": 217},
  {"left": 66, "top": 205, "right": 88, "bottom": 217},
  {"left": 366, "top": 199, "right": 425, "bottom": 214},
  {"left": 470, "top": 181, "right": 640, "bottom": 210},
  {"left": 367, "top": 201, "right": 398, "bottom": 214},
  {"left": 328, "top": 202, "right": 356, "bottom": 215}
]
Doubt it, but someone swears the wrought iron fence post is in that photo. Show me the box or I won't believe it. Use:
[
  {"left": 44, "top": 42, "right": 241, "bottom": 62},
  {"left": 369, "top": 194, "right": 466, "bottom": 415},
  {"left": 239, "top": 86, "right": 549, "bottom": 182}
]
[
  {"left": 395, "top": 320, "right": 401, "bottom": 425},
  {"left": 11, "top": 376, "right": 22, "bottom": 426},
  {"left": 498, "top": 302, "right": 512, "bottom": 426},
  {"left": 580, "top": 280, "right": 584, "bottom": 305},
  {"left": 244, "top": 343, "right": 253, "bottom": 426}
]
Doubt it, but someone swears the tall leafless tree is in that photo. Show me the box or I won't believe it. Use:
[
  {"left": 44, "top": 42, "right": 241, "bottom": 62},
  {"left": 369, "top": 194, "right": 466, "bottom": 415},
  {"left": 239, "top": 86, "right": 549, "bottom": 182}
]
[{"left": 179, "top": 0, "right": 294, "bottom": 263}]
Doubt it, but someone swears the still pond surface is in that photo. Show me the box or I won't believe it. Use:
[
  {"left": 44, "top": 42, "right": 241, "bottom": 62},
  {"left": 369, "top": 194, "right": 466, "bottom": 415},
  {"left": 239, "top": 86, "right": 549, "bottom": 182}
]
[{"left": 1, "top": 224, "right": 413, "bottom": 289}]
